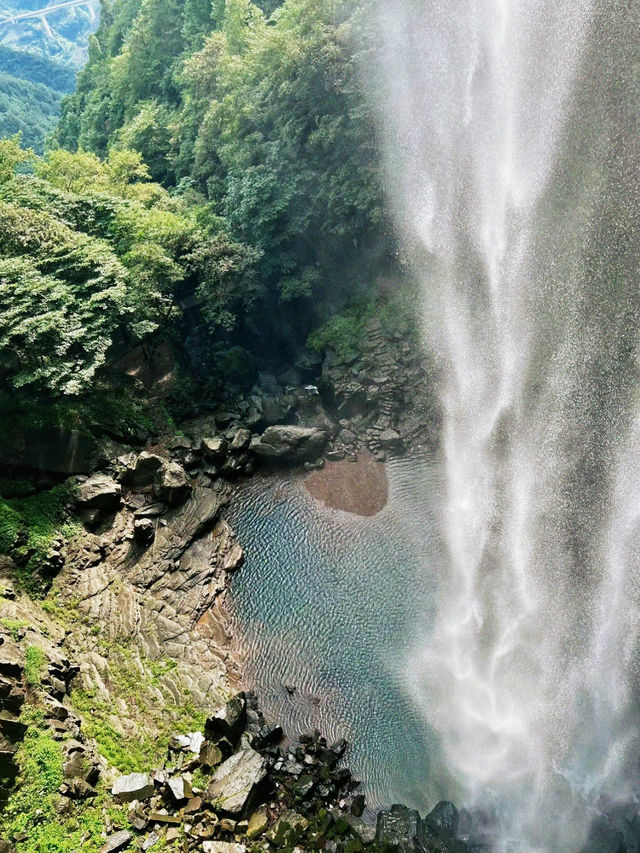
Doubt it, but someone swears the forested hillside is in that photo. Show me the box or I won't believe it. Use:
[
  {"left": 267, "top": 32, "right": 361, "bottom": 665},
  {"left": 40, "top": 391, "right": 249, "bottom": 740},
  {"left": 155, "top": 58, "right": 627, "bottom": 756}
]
[{"left": 0, "top": 0, "right": 397, "bottom": 439}]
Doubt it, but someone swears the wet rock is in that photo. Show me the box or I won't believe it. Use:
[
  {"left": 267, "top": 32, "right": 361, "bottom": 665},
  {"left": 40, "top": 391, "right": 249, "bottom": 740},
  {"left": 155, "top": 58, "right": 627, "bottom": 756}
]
[
  {"left": 75, "top": 475, "right": 121, "bottom": 511},
  {"left": 153, "top": 462, "right": 192, "bottom": 506},
  {"left": 425, "top": 801, "right": 459, "bottom": 840},
  {"left": 376, "top": 804, "right": 426, "bottom": 853},
  {"left": 134, "top": 518, "right": 155, "bottom": 546},
  {"left": 112, "top": 772, "right": 155, "bottom": 803},
  {"left": 204, "top": 748, "right": 267, "bottom": 814},
  {"left": 345, "top": 814, "right": 376, "bottom": 844},
  {"left": 205, "top": 694, "right": 246, "bottom": 745},
  {"left": 351, "top": 794, "right": 366, "bottom": 817},
  {"left": 251, "top": 724, "right": 283, "bottom": 751},
  {"left": 100, "top": 830, "right": 132, "bottom": 853},
  {"left": 251, "top": 426, "right": 328, "bottom": 464}
]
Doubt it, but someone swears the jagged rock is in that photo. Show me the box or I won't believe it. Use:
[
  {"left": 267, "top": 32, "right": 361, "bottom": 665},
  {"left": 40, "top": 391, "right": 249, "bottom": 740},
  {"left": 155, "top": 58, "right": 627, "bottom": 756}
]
[
  {"left": 425, "top": 801, "right": 459, "bottom": 840},
  {"left": 142, "top": 833, "right": 160, "bottom": 851},
  {"left": 344, "top": 814, "right": 376, "bottom": 844},
  {"left": 100, "top": 830, "right": 132, "bottom": 853},
  {"left": 247, "top": 807, "right": 269, "bottom": 840},
  {"left": 202, "top": 844, "right": 246, "bottom": 853},
  {"left": 231, "top": 430, "right": 252, "bottom": 451},
  {"left": 112, "top": 772, "right": 155, "bottom": 803},
  {"left": 153, "top": 462, "right": 192, "bottom": 506},
  {"left": 378, "top": 429, "right": 403, "bottom": 451},
  {"left": 251, "top": 724, "right": 282, "bottom": 750},
  {"left": 134, "top": 518, "right": 155, "bottom": 546},
  {"left": 124, "top": 453, "right": 165, "bottom": 488},
  {"left": 167, "top": 776, "right": 193, "bottom": 802},
  {"left": 147, "top": 812, "right": 181, "bottom": 825},
  {"left": 205, "top": 694, "right": 246, "bottom": 745},
  {"left": 250, "top": 426, "right": 328, "bottom": 464},
  {"left": 201, "top": 437, "right": 229, "bottom": 463},
  {"left": 204, "top": 748, "right": 267, "bottom": 814},
  {"left": 75, "top": 475, "right": 121, "bottom": 511},
  {"left": 171, "top": 731, "right": 205, "bottom": 755},
  {"left": 376, "top": 804, "right": 427, "bottom": 853}
]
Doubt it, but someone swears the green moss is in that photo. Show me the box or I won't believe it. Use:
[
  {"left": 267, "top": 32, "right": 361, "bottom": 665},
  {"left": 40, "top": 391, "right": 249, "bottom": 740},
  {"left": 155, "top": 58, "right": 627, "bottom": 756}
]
[
  {"left": 24, "top": 646, "right": 47, "bottom": 685},
  {"left": 70, "top": 646, "right": 207, "bottom": 774},
  {"left": 0, "top": 618, "right": 30, "bottom": 641},
  {"left": 307, "top": 302, "right": 372, "bottom": 361},
  {"left": 0, "top": 482, "right": 80, "bottom": 597}
]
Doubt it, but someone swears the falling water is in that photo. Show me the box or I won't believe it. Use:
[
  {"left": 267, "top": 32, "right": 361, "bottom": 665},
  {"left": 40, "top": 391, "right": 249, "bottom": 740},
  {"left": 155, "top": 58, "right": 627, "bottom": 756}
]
[{"left": 368, "top": 1, "right": 640, "bottom": 850}]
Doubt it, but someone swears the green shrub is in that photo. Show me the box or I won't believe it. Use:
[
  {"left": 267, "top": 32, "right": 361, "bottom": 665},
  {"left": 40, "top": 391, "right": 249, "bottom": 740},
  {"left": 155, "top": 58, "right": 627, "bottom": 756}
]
[{"left": 24, "top": 646, "right": 46, "bottom": 685}]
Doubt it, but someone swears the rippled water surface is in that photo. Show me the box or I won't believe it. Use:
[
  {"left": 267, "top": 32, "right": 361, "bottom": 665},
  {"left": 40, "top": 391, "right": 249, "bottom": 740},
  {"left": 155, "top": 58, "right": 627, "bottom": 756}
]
[{"left": 227, "top": 456, "right": 448, "bottom": 811}]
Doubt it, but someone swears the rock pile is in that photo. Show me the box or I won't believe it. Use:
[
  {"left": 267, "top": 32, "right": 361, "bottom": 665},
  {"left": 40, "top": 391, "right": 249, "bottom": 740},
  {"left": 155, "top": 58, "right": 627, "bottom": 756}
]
[{"left": 100, "top": 692, "right": 473, "bottom": 853}]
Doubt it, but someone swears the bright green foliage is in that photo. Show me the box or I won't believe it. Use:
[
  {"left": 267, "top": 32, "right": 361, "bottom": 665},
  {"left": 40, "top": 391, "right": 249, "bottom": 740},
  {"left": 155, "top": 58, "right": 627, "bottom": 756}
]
[
  {"left": 56, "top": 0, "right": 387, "bottom": 347},
  {"left": 0, "top": 711, "right": 131, "bottom": 852},
  {"left": 0, "top": 134, "right": 32, "bottom": 184},
  {"left": 24, "top": 646, "right": 47, "bottom": 685},
  {"left": 0, "top": 618, "right": 30, "bottom": 642},
  {"left": 0, "top": 206, "right": 130, "bottom": 395}
]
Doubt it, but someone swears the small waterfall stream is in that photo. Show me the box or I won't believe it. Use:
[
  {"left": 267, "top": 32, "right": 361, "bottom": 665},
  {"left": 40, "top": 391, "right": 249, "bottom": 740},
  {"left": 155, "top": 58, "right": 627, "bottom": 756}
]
[{"left": 369, "top": 1, "right": 640, "bottom": 850}]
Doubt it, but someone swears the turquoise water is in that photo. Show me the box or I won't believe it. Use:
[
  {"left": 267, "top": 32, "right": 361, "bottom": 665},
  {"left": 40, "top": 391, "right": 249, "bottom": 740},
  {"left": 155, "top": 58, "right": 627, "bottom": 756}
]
[{"left": 227, "top": 456, "right": 452, "bottom": 811}]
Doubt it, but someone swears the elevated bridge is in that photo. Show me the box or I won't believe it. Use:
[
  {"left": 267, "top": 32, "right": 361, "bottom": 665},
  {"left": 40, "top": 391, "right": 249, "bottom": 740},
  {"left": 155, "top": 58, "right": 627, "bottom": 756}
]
[{"left": 0, "top": 0, "right": 99, "bottom": 38}]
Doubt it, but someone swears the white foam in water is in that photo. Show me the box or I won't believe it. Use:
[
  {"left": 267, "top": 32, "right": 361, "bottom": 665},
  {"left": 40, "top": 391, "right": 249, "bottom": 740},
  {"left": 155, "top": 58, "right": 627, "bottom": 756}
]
[{"left": 367, "top": 1, "right": 640, "bottom": 850}]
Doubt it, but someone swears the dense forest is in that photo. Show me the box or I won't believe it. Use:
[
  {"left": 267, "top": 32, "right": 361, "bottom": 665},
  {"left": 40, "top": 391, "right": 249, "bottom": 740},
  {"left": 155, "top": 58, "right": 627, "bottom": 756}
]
[{"left": 1, "top": 0, "right": 396, "bottom": 440}]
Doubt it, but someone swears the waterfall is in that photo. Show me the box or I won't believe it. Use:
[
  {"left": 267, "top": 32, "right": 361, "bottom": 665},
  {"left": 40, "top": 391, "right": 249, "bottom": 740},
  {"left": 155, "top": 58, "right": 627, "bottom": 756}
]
[{"left": 368, "top": 1, "right": 640, "bottom": 849}]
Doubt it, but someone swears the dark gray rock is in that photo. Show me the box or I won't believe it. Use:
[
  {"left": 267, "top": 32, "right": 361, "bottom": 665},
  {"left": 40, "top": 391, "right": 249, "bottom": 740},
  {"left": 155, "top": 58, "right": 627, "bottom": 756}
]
[
  {"left": 75, "top": 475, "right": 121, "bottom": 511},
  {"left": 204, "top": 748, "right": 267, "bottom": 814},
  {"left": 205, "top": 694, "right": 246, "bottom": 745},
  {"left": 425, "top": 801, "right": 459, "bottom": 840},
  {"left": 376, "top": 804, "right": 427, "bottom": 853},
  {"left": 125, "top": 453, "right": 165, "bottom": 488},
  {"left": 231, "top": 429, "right": 252, "bottom": 451},
  {"left": 112, "top": 772, "right": 155, "bottom": 803},
  {"left": 251, "top": 426, "right": 328, "bottom": 464}
]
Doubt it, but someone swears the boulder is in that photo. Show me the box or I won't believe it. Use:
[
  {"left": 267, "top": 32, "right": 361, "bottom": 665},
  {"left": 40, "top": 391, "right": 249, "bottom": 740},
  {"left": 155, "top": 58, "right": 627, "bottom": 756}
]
[
  {"left": 202, "top": 844, "right": 246, "bottom": 853},
  {"left": 126, "top": 453, "right": 165, "bottom": 488},
  {"left": 205, "top": 694, "right": 246, "bottom": 745},
  {"left": 100, "top": 831, "right": 132, "bottom": 853},
  {"left": 167, "top": 776, "right": 193, "bottom": 802},
  {"left": 204, "top": 748, "right": 267, "bottom": 814},
  {"left": 247, "top": 807, "right": 269, "bottom": 840},
  {"left": 378, "top": 429, "right": 403, "bottom": 452},
  {"left": 376, "top": 804, "right": 426, "bottom": 853},
  {"left": 230, "top": 429, "right": 252, "bottom": 452},
  {"left": 112, "top": 772, "right": 155, "bottom": 803},
  {"left": 266, "top": 810, "right": 309, "bottom": 844},
  {"left": 201, "top": 437, "right": 228, "bottom": 463},
  {"left": 425, "top": 801, "right": 459, "bottom": 840},
  {"left": 251, "top": 426, "right": 328, "bottom": 464},
  {"left": 153, "top": 462, "right": 192, "bottom": 506},
  {"left": 75, "top": 475, "right": 121, "bottom": 511}
]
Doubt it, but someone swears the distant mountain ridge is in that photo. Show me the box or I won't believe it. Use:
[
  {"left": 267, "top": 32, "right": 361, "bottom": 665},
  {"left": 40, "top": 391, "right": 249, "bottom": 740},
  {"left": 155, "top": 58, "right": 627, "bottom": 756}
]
[{"left": 0, "top": 1, "right": 99, "bottom": 151}]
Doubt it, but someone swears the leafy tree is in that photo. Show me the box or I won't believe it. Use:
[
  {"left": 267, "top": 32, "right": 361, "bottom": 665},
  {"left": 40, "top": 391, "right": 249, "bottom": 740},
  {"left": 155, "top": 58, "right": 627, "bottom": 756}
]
[{"left": 0, "top": 134, "right": 32, "bottom": 184}]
